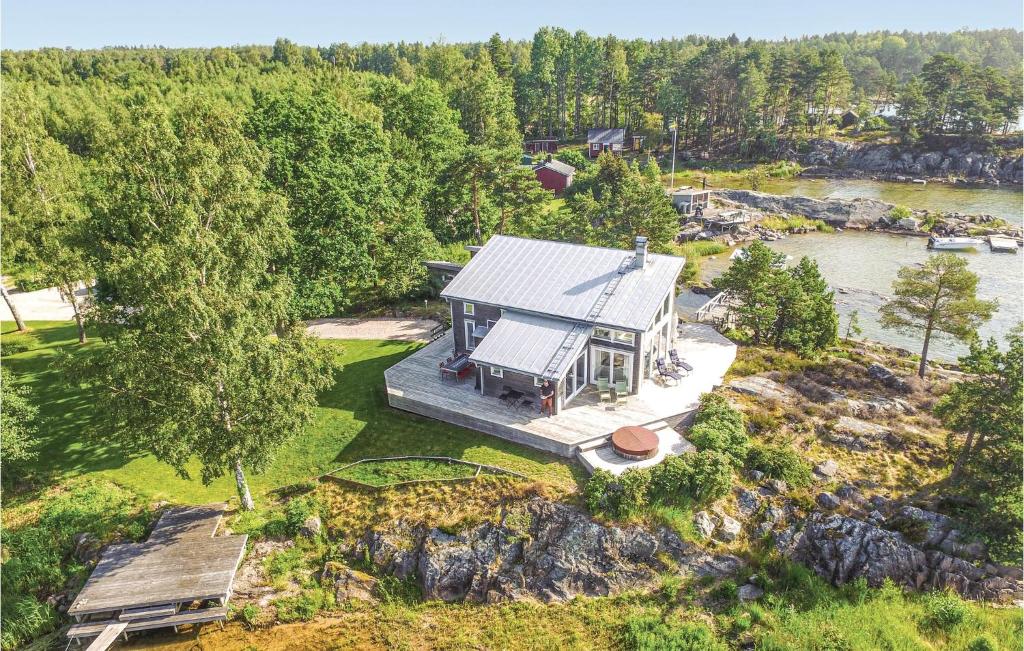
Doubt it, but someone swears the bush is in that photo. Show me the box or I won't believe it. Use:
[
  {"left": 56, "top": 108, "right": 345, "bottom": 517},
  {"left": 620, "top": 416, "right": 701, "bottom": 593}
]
[
  {"left": 583, "top": 467, "right": 651, "bottom": 519},
  {"left": 284, "top": 496, "right": 317, "bottom": 537},
  {"left": 555, "top": 149, "right": 588, "bottom": 171},
  {"left": 745, "top": 443, "right": 812, "bottom": 487},
  {"left": 622, "top": 616, "right": 728, "bottom": 651},
  {"left": 689, "top": 393, "right": 749, "bottom": 467},
  {"left": 966, "top": 633, "right": 999, "bottom": 651},
  {"left": 888, "top": 205, "right": 913, "bottom": 221},
  {"left": 921, "top": 592, "right": 971, "bottom": 631},
  {"left": 649, "top": 450, "right": 732, "bottom": 506}
]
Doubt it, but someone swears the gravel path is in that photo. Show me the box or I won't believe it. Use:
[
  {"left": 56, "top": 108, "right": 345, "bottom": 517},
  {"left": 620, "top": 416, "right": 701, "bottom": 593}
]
[
  {"left": 305, "top": 317, "right": 440, "bottom": 342},
  {"left": 1, "top": 279, "right": 440, "bottom": 344},
  {"left": 0, "top": 283, "right": 87, "bottom": 321}
]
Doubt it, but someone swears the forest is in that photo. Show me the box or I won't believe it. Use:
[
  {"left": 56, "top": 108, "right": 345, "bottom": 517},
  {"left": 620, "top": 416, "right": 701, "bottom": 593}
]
[{"left": 2, "top": 28, "right": 1022, "bottom": 323}]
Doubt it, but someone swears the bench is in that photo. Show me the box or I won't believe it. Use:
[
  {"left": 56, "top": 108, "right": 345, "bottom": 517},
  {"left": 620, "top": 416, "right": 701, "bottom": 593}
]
[
  {"left": 119, "top": 604, "right": 178, "bottom": 621},
  {"left": 429, "top": 324, "right": 445, "bottom": 341},
  {"left": 68, "top": 607, "right": 229, "bottom": 640}
]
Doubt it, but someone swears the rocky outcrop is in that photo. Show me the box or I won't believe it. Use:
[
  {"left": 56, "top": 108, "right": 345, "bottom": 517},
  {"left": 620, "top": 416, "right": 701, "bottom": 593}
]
[
  {"left": 798, "top": 138, "right": 1023, "bottom": 185},
  {"left": 322, "top": 562, "right": 378, "bottom": 602},
  {"left": 727, "top": 375, "right": 800, "bottom": 403},
  {"left": 826, "top": 416, "right": 902, "bottom": 452},
  {"left": 716, "top": 189, "right": 893, "bottom": 228},
  {"left": 351, "top": 499, "right": 744, "bottom": 603},
  {"left": 777, "top": 513, "right": 1022, "bottom": 603}
]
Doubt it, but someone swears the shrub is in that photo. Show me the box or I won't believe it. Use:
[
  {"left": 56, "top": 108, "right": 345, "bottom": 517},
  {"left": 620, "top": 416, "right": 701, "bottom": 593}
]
[
  {"left": 745, "top": 443, "right": 812, "bottom": 487},
  {"left": 921, "top": 591, "right": 971, "bottom": 631},
  {"left": 284, "top": 496, "right": 316, "bottom": 537},
  {"left": 649, "top": 450, "right": 732, "bottom": 506},
  {"left": 966, "top": 633, "right": 999, "bottom": 651},
  {"left": 555, "top": 149, "right": 588, "bottom": 171},
  {"left": 689, "top": 393, "right": 749, "bottom": 467},
  {"left": 622, "top": 616, "right": 728, "bottom": 651},
  {"left": 583, "top": 467, "right": 651, "bottom": 519},
  {"left": 888, "top": 205, "right": 913, "bottom": 221}
]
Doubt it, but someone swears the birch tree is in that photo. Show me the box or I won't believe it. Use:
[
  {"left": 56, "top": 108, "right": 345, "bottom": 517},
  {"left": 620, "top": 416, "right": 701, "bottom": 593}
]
[{"left": 71, "top": 96, "right": 336, "bottom": 509}]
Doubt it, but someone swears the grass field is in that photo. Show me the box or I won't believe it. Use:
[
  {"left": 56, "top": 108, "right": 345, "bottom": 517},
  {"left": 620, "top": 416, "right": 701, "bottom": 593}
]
[{"left": 1, "top": 321, "right": 580, "bottom": 506}]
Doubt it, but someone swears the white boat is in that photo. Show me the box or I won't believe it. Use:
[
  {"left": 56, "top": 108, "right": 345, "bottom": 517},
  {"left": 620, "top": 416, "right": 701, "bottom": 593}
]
[{"left": 927, "top": 236, "right": 984, "bottom": 251}]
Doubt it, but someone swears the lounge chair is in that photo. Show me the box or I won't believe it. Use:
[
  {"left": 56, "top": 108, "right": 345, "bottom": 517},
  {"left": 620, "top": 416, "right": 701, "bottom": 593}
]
[
  {"left": 656, "top": 358, "right": 682, "bottom": 385},
  {"left": 614, "top": 380, "right": 628, "bottom": 407},
  {"left": 597, "top": 378, "right": 612, "bottom": 403},
  {"left": 668, "top": 350, "right": 693, "bottom": 377}
]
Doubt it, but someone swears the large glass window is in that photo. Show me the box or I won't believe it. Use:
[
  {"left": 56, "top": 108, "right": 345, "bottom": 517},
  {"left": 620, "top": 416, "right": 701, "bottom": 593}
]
[
  {"left": 613, "top": 331, "right": 635, "bottom": 345},
  {"left": 464, "top": 302, "right": 475, "bottom": 315}
]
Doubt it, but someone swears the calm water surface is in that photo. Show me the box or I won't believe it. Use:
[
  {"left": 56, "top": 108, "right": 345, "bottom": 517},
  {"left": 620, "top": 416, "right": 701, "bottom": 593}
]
[{"left": 691, "top": 179, "right": 1023, "bottom": 361}]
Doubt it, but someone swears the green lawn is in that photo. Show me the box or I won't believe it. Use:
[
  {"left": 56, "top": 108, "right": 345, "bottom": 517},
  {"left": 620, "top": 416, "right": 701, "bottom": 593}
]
[{"left": 1, "top": 321, "right": 580, "bottom": 506}]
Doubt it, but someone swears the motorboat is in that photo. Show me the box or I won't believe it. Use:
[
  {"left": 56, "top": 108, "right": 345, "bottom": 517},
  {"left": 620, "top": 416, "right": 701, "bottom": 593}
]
[{"left": 927, "top": 236, "right": 984, "bottom": 251}]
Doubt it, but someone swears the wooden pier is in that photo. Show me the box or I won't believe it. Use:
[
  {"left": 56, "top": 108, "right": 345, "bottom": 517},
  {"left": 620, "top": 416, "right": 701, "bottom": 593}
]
[{"left": 67, "top": 503, "right": 246, "bottom": 650}]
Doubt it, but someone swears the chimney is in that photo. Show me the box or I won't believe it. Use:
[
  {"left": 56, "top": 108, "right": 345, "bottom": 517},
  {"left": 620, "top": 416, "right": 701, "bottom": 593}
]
[{"left": 633, "top": 236, "right": 648, "bottom": 269}]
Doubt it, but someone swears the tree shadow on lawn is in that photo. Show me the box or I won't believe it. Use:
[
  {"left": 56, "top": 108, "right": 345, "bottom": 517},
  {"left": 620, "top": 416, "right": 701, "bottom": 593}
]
[
  {"left": 317, "top": 341, "right": 584, "bottom": 487},
  {"left": 3, "top": 325, "right": 145, "bottom": 484}
]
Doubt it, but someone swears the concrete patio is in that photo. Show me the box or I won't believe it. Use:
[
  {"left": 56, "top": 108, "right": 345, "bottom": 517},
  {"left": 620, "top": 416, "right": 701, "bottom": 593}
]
[{"left": 384, "top": 323, "right": 736, "bottom": 460}]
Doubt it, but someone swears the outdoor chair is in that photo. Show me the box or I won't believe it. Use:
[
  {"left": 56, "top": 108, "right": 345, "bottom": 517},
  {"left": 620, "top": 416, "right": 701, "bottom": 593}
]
[
  {"left": 656, "top": 358, "right": 682, "bottom": 385},
  {"left": 668, "top": 350, "right": 693, "bottom": 377},
  {"left": 614, "top": 380, "right": 628, "bottom": 407},
  {"left": 597, "top": 378, "right": 612, "bottom": 403}
]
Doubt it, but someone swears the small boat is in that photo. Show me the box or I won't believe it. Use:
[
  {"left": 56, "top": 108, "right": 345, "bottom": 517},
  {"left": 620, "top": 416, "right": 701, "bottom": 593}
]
[
  {"left": 927, "top": 236, "right": 984, "bottom": 251},
  {"left": 912, "top": 178, "right": 928, "bottom": 185}
]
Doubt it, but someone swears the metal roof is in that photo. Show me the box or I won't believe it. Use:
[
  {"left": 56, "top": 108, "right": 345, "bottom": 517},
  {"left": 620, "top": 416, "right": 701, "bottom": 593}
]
[
  {"left": 441, "top": 235, "right": 685, "bottom": 331},
  {"left": 533, "top": 159, "right": 576, "bottom": 176},
  {"left": 587, "top": 128, "right": 626, "bottom": 144},
  {"left": 469, "top": 311, "right": 592, "bottom": 379}
]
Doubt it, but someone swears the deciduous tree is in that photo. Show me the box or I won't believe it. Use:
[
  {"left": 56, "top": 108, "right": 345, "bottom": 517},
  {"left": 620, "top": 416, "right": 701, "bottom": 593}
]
[{"left": 74, "top": 96, "right": 336, "bottom": 510}]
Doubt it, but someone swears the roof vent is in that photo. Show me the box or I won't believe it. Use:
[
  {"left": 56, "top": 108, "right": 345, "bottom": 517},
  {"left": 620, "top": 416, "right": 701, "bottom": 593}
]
[{"left": 633, "top": 236, "right": 649, "bottom": 269}]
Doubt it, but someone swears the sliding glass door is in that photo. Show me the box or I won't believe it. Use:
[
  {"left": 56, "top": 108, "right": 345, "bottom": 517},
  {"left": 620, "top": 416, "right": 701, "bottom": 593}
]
[
  {"left": 562, "top": 350, "right": 588, "bottom": 407},
  {"left": 591, "top": 347, "right": 633, "bottom": 391}
]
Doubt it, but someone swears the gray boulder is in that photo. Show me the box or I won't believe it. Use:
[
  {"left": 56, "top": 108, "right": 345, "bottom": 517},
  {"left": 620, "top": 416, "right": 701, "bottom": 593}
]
[
  {"left": 693, "top": 511, "right": 716, "bottom": 539},
  {"left": 738, "top": 583, "right": 764, "bottom": 601},
  {"left": 763, "top": 479, "right": 789, "bottom": 495},
  {"left": 322, "top": 562, "right": 378, "bottom": 602},
  {"left": 300, "top": 515, "right": 323, "bottom": 538},
  {"left": 717, "top": 515, "right": 742, "bottom": 542},
  {"left": 866, "top": 363, "right": 910, "bottom": 392},
  {"left": 781, "top": 513, "right": 1021, "bottom": 602},
  {"left": 816, "top": 492, "right": 841, "bottom": 510},
  {"left": 813, "top": 460, "right": 839, "bottom": 479},
  {"left": 736, "top": 489, "right": 760, "bottom": 518}
]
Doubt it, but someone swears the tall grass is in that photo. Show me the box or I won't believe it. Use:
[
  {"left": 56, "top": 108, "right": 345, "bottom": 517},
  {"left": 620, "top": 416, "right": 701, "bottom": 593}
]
[{"left": 760, "top": 214, "right": 834, "bottom": 233}]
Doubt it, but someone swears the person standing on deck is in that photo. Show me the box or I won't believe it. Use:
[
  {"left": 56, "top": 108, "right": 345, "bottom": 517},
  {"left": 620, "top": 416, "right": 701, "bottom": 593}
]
[{"left": 540, "top": 380, "right": 555, "bottom": 417}]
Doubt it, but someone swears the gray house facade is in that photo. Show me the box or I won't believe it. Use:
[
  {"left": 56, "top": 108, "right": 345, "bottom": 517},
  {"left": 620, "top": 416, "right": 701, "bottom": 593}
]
[{"left": 441, "top": 235, "right": 684, "bottom": 415}]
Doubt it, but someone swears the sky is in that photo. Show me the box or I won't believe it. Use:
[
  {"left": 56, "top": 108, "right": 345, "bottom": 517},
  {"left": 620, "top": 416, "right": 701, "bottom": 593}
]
[{"left": 2, "top": 0, "right": 1022, "bottom": 51}]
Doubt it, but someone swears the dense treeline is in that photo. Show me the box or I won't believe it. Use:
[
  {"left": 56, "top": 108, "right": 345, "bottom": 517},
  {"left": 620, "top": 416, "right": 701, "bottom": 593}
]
[
  {"left": 3, "top": 28, "right": 1020, "bottom": 154},
  {"left": 2, "top": 28, "right": 1021, "bottom": 320}
]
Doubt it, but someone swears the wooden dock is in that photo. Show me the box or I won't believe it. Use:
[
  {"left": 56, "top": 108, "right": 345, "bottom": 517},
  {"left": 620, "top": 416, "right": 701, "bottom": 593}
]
[
  {"left": 67, "top": 503, "right": 246, "bottom": 649},
  {"left": 988, "top": 236, "right": 1019, "bottom": 253},
  {"left": 385, "top": 326, "right": 736, "bottom": 458}
]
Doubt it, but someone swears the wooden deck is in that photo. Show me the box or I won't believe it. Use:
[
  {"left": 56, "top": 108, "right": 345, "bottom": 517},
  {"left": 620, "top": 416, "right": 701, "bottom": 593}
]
[
  {"left": 67, "top": 503, "right": 246, "bottom": 647},
  {"left": 385, "top": 324, "right": 736, "bottom": 457}
]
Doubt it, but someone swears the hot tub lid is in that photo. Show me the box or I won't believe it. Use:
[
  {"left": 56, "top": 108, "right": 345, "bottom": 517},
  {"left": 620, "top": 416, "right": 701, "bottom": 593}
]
[{"left": 611, "top": 426, "right": 659, "bottom": 458}]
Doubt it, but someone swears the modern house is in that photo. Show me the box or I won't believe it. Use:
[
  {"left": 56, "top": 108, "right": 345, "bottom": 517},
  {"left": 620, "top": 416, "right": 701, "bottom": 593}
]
[
  {"left": 441, "top": 235, "right": 683, "bottom": 414},
  {"left": 385, "top": 235, "right": 737, "bottom": 469},
  {"left": 525, "top": 138, "right": 559, "bottom": 155},
  {"left": 587, "top": 128, "right": 626, "bottom": 157},
  {"left": 533, "top": 158, "right": 575, "bottom": 193}
]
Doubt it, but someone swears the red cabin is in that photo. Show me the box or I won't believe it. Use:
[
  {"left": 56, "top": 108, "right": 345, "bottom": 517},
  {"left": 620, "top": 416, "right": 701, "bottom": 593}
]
[{"left": 533, "top": 158, "right": 575, "bottom": 193}]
